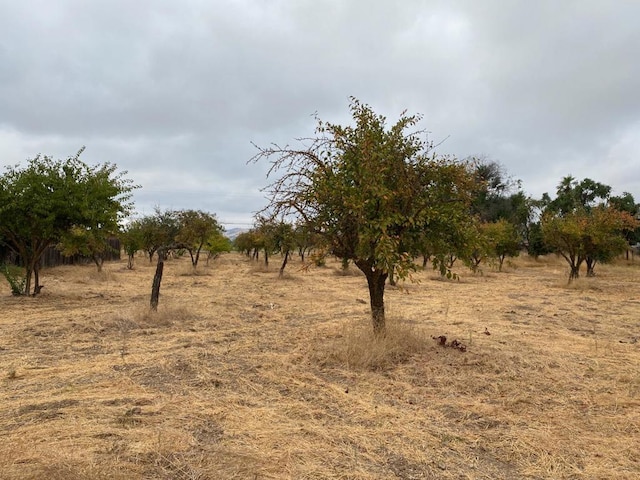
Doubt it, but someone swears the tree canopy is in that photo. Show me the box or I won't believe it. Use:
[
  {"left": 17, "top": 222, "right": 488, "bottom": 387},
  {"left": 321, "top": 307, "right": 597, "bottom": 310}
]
[
  {"left": 0, "top": 149, "right": 137, "bottom": 295},
  {"left": 540, "top": 176, "right": 638, "bottom": 281}
]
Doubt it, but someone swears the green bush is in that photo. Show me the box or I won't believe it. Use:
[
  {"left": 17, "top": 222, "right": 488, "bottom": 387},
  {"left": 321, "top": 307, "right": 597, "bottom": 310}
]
[{"left": 0, "top": 264, "right": 26, "bottom": 296}]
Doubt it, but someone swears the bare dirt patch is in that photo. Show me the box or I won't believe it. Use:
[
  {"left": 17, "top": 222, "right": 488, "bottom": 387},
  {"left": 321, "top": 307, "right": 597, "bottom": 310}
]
[{"left": 1, "top": 253, "right": 639, "bottom": 479}]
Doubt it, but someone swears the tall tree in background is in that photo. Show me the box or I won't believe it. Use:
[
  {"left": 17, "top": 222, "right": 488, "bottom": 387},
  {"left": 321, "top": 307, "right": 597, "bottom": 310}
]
[
  {"left": 0, "top": 149, "right": 136, "bottom": 295},
  {"left": 469, "top": 159, "right": 531, "bottom": 248},
  {"left": 252, "top": 98, "right": 476, "bottom": 334}
]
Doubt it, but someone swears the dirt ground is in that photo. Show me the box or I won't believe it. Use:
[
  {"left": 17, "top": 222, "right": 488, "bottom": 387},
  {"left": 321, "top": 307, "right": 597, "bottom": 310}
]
[{"left": 0, "top": 252, "right": 639, "bottom": 479}]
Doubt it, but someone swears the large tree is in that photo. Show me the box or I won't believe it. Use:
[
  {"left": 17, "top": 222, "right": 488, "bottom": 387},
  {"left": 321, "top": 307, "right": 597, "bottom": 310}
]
[
  {"left": 0, "top": 149, "right": 136, "bottom": 295},
  {"left": 252, "top": 98, "right": 476, "bottom": 334}
]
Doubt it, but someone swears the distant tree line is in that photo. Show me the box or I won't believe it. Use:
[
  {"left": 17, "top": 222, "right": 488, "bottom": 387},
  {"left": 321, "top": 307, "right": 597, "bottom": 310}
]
[
  {"left": 1, "top": 100, "right": 638, "bottom": 321},
  {"left": 120, "top": 208, "right": 230, "bottom": 269}
]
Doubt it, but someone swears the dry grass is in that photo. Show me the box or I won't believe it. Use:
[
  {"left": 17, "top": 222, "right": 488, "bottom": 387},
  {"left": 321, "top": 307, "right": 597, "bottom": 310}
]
[{"left": 0, "top": 252, "right": 639, "bottom": 479}]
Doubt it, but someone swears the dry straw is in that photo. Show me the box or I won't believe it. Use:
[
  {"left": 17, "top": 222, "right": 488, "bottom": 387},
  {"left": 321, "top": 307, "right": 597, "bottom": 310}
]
[{"left": 0, "top": 253, "right": 639, "bottom": 479}]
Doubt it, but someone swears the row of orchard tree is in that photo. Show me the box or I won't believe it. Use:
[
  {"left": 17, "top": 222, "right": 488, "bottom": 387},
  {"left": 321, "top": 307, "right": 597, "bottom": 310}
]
[
  {"left": 0, "top": 147, "right": 229, "bottom": 296},
  {"left": 1, "top": 99, "right": 638, "bottom": 330},
  {"left": 249, "top": 98, "right": 639, "bottom": 334},
  {"left": 238, "top": 160, "right": 639, "bottom": 284},
  {"left": 120, "top": 208, "right": 230, "bottom": 270}
]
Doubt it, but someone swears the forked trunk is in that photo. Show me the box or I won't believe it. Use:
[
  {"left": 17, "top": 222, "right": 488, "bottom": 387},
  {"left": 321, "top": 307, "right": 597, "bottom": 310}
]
[
  {"left": 93, "top": 254, "right": 104, "bottom": 272},
  {"left": 568, "top": 265, "right": 580, "bottom": 282},
  {"left": 586, "top": 257, "right": 597, "bottom": 277},
  {"left": 498, "top": 254, "right": 506, "bottom": 272}
]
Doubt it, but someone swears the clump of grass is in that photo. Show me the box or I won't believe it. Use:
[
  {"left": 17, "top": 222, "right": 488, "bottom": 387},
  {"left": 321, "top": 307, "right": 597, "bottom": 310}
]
[
  {"left": 319, "top": 317, "right": 429, "bottom": 370},
  {"left": 135, "top": 305, "right": 194, "bottom": 327},
  {"left": 108, "top": 304, "right": 195, "bottom": 332},
  {"left": 556, "top": 277, "right": 602, "bottom": 291},
  {"left": 333, "top": 266, "right": 364, "bottom": 277},
  {"left": 177, "top": 265, "right": 212, "bottom": 276},
  {"left": 87, "top": 269, "right": 116, "bottom": 283},
  {"left": 251, "top": 262, "right": 271, "bottom": 273}
]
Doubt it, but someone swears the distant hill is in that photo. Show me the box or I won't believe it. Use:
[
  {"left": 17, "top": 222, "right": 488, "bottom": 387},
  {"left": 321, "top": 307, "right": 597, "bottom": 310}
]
[{"left": 224, "top": 227, "right": 249, "bottom": 241}]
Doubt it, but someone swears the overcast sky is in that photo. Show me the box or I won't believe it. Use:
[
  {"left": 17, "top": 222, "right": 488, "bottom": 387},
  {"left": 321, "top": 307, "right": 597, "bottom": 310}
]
[{"left": 1, "top": 0, "right": 639, "bottom": 228}]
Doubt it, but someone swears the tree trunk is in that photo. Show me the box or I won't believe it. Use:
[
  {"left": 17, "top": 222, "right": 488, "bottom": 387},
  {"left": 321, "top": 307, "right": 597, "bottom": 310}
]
[
  {"left": 279, "top": 249, "right": 290, "bottom": 278},
  {"left": 127, "top": 253, "right": 134, "bottom": 269},
  {"left": 569, "top": 264, "right": 580, "bottom": 282},
  {"left": 422, "top": 255, "right": 428, "bottom": 268},
  {"left": 264, "top": 249, "right": 269, "bottom": 266},
  {"left": 150, "top": 252, "right": 165, "bottom": 311},
  {"left": 24, "top": 264, "right": 32, "bottom": 296},
  {"left": 32, "top": 263, "right": 41, "bottom": 296},
  {"left": 389, "top": 266, "right": 396, "bottom": 286},
  {"left": 586, "top": 257, "right": 597, "bottom": 277},
  {"left": 366, "top": 270, "right": 387, "bottom": 335},
  {"left": 93, "top": 254, "right": 104, "bottom": 272},
  {"left": 356, "top": 261, "right": 388, "bottom": 335}
]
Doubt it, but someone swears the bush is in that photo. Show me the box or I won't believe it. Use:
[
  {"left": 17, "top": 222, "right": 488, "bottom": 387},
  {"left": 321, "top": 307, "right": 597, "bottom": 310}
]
[{"left": 0, "top": 264, "right": 26, "bottom": 296}]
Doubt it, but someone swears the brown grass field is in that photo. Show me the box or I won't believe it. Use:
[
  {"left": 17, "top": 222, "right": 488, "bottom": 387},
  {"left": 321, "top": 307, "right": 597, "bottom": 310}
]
[{"left": 0, "top": 252, "right": 639, "bottom": 479}]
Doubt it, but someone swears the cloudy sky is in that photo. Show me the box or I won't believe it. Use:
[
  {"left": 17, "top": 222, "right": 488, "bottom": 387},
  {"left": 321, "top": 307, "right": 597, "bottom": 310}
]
[{"left": 1, "top": 0, "right": 639, "bottom": 228}]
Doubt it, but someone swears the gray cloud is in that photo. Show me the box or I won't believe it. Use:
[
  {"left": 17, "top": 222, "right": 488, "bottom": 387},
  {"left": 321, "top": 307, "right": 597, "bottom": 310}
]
[{"left": 1, "top": 0, "right": 639, "bottom": 227}]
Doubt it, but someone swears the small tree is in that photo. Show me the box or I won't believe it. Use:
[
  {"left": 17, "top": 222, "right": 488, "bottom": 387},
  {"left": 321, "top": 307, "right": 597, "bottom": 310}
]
[
  {"left": 176, "top": 210, "right": 223, "bottom": 268},
  {"left": 483, "top": 219, "right": 521, "bottom": 271},
  {"left": 583, "top": 206, "right": 637, "bottom": 276},
  {"left": 120, "top": 221, "right": 144, "bottom": 269},
  {"left": 294, "top": 222, "right": 319, "bottom": 262},
  {"left": 252, "top": 98, "right": 476, "bottom": 334},
  {"left": 137, "top": 209, "right": 180, "bottom": 262},
  {"left": 234, "top": 231, "right": 255, "bottom": 257},
  {"left": 542, "top": 206, "right": 636, "bottom": 282},
  {"left": 270, "top": 221, "right": 296, "bottom": 277},
  {"left": 205, "top": 231, "right": 231, "bottom": 264}
]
